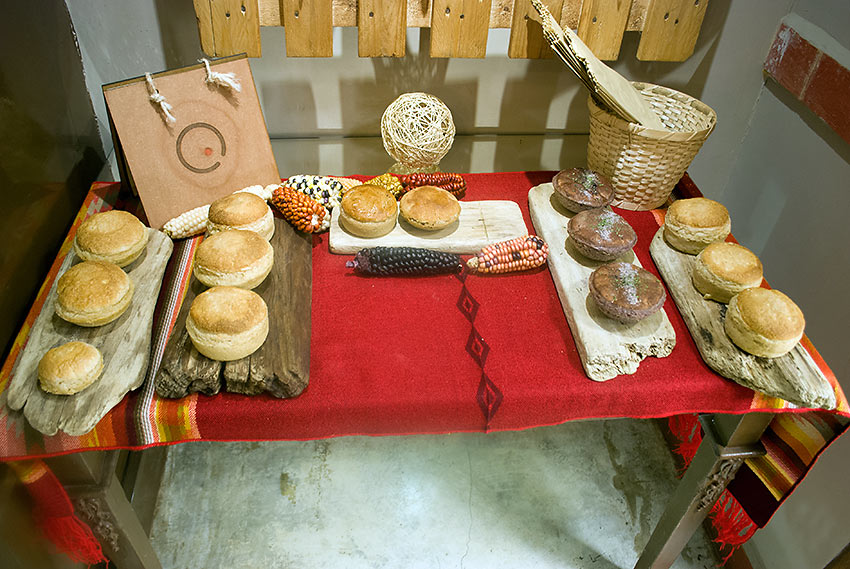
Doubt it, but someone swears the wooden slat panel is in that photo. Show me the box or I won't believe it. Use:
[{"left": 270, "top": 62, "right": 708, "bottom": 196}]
[
  {"left": 430, "top": 0, "right": 492, "bottom": 58},
  {"left": 209, "top": 0, "right": 262, "bottom": 57},
  {"left": 626, "top": 0, "right": 649, "bottom": 30},
  {"left": 259, "top": 0, "right": 283, "bottom": 25},
  {"left": 282, "top": 0, "right": 334, "bottom": 56},
  {"left": 637, "top": 0, "right": 708, "bottom": 61},
  {"left": 560, "top": 0, "right": 582, "bottom": 30},
  {"left": 576, "top": 0, "right": 630, "bottom": 61},
  {"left": 508, "top": 0, "right": 564, "bottom": 59},
  {"left": 194, "top": 0, "right": 217, "bottom": 54},
  {"left": 358, "top": 0, "right": 407, "bottom": 56}
]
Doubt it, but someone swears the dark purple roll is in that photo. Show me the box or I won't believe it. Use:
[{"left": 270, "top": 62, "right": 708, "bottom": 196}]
[
  {"left": 568, "top": 208, "right": 637, "bottom": 261},
  {"left": 589, "top": 262, "right": 665, "bottom": 324},
  {"left": 552, "top": 168, "right": 614, "bottom": 212}
]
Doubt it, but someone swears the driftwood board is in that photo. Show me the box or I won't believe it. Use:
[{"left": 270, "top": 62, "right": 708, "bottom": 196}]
[
  {"left": 328, "top": 200, "right": 528, "bottom": 254},
  {"left": 528, "top": 183, "right": 676, "bottom": 381},
  {"left": 649, "top": 228, "right": 836, "bottom": 410},
  {"left": 155, "top": 216, "right": 311, "bottom": 399},
  {"left": 6, "top": 229, "right": 173, "bottom": 436}
]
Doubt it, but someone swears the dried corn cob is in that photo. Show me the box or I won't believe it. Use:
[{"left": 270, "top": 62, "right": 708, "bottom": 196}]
[
  {"left": 366, "top": 173, "right": 404, "bottom": 198},
  {"left": 285, "top": 175, "right": 344, "bottom": 209},
  {"left": 334, "top": 177, "right": 362, "bottom": 194},
  {"left": 346, "top": 247, "right": 462, "bottom": 276},
  {"left": 467, "top": 235, "right": 549, "bottom": 274},
  {"left": 235, "top": 183, "right": 275, "bottom": 202},
  {"left": 271, "top": 186, "right": 329, "bottom": 233},
  {"left": 398, "top": 173, "right": 467, "bottom": 198},
  {"left": 162, "top": 203, "right": 210, "bottom": 239}
]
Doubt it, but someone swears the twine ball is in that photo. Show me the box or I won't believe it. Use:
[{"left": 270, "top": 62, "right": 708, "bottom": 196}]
[{"left": 381, "top": 93, "right": 456, "bottom": 170}]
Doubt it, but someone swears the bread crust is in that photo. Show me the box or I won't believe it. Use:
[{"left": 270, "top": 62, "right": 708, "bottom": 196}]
[
  {"left": 186, "top": 286, "right": 269, "bottom": 361},
  {"left": 588, "top": 262, "right": 665, "bottom": 323},
  {"left": 207, "top": 193, "right": 275, "bottom": 240},
  {"left": 567, "top": 208, "right": 637, "bottom": 261},
  {"left": 74, "top": 210, "right": 148, "bottom": 267},
  {"left": 38, "top": 341, "right": 104, "bottom": 395},
  {"left": 193, "top": 230, "right": 274, "bottom": 289},
  {"left": 55, "top": 261, "right": 134, "bottom": 326},
  {"left": 663, "top": 198, "right": 730, "bottom": 254},
  {"left": 339, "top": 184, "right": 398, "bottom": 237},
  {"left": 552, "top": 168, "right": 614, "bottom": 212},
  {"left": 725, "top": 288, "right": 804, "bottom": 357},
  {"left": 692, "top": 242, "right": 763, "bottom": 303},
  {"left": 399, "top": 186, "right": 461, "bottom": 230}
]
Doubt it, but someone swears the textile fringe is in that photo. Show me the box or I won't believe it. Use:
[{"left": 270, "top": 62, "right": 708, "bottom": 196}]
[
  {"left": 9, "top": 460, "right": 108, "bottom": 566},
  {"left": 666, "top": 415, "right": 756, "bottom": 566}
]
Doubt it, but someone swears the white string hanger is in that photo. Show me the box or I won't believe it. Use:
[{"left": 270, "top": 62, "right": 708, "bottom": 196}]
[
  {"left": 199, "top": 58, "right": 241, "bottom": 92},
  {"left": 144, "top": 72, "right": 176, "bottom": 124}
]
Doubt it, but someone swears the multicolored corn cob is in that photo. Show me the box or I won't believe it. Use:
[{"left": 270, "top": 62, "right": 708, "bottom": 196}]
[
  {"left": 467, "top": 235, "right": 549, "bottom": 274},
  {"left": 366, "top": 173, "right": 405, "bottom": 198},
  {"left": 398, "top": 173, "right": 466, "bottom": 198},
  {"left": 285, "top": 175, "right": 344, "bottom": 209},
  {"left": 271, "top": 185, "right": 329, "bottom": 233},
  {"left": 346, "top": 247, "right": 462, "bottom": 276}
]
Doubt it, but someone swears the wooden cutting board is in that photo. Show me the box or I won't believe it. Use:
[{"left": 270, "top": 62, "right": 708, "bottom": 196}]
[
  {"left": 528, "top": 183, "right": 676, "bottom": 381},
  {"left": 155, "top": 216, "right": 311, "bottom": 399},
  {"left": 649, "top": 228, "right": 836, "bottom": 410},
  {"left": 5, "top": 229, "right": 173, "bottom": 436},
  {"left": 328, "top": 200, "right": 528, "bottom": 254}
]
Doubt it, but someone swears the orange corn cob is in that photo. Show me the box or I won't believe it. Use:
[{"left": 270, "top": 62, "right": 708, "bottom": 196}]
[
  {"left": 398, "top": 173, "right": 466, "bottom": 198},
  {"left": 467, "top": 235, "right": 549, "bottom": 274},
  {"left": 271, "top": 186, "right": 328, "bottom": 233}
]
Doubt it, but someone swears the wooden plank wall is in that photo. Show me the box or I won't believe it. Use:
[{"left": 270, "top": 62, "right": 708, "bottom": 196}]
[{"left": 193, "top": 0, "right": 706, "bottom": 60}]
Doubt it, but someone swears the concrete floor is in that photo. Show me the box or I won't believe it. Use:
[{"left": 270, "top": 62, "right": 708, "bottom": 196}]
[{"left": 148, "top": 419, "right": 720, "bottom": 569}]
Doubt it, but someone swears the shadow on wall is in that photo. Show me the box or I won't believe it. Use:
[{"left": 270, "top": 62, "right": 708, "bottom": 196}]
[{"left": 153, "top": 0, "right": 204, "bottom": 68}]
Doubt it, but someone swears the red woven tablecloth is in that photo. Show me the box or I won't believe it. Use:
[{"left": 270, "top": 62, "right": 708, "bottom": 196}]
[{"left": 1, "top": 172, "right": 847, "bottom": 528}]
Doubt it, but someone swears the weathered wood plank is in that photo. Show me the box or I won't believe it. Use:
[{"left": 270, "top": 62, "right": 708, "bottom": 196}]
[
  {"left": 637, "top": 0, "right": 707, "bottom": 61},
  {"left": 358, "top": 0, "right": 408, "bottom": 56},
  {"left": 282, "top": 0, "right": 334, "bottom": 56},
  {"left": 430, "top": 0, "right": 492, "bottom": 58},
  {"left": 649, "top": 228, "right": 836, "bottom": 409},
  {"left": 577, "top": 0, "right": 631, "bottom": 61},
  {"left": 209, "top": 0, "right": 262, "bottom": 57},
  {"left": 6, "top": 230, "right": 173, "bottom": 436},
  {"left": 508, "top": 0, "right": 563, "bottom": 59},
  {"left": 194, "top": 0, "right": 217, "bottom": 54},
  {"left": 528, "top": 183, "right": 676, "bottom": 381}
]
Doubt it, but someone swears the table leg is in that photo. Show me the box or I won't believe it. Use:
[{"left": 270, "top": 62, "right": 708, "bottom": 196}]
[
  {"left": 45, "top": 451, "right": 163, "bottom": 569},
  {"left": 634, "top": 412, "right": 774, "bottom": 569}
]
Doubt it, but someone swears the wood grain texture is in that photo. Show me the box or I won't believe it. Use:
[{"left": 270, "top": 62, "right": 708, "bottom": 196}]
[
  {"left": 577, "top": 0, "right": 631, "bottom": 61},
  {"left": 194, "top": 0, "right": 217, "bottom": 54},
  {"left": 155, "top": 217, "right": 311, "bottom": 399},
  {"left": 210, "top": 0, "right": 262, "bottom": 57},
  {"left": 637, "top": 0, "right": 707, "bottom": 61},
  {"left": 358, "top": 0, "right": 408, "bottom": 57},
  {"left": 430, "top": 0, "right": 492, "bottom": 58},
  {"left": 649, "top": 228, "right": 836, "bottom": 410},
  {"left": 5, "top": 230, "right": 174, "bottom": 436},
  {"left": 626, "top": 0, "right": 649, "bottom": 31},
  {"left": 508, "top": 0, "right": 563, "bottom": 59},
  {"left": 329, "top": 200, "right": 528, "bottom": 254},
  {"left": 560, "top": 0, "right": 583, "bottom": 29},
  {"left": 283, "top": 0, "right": 334, "bottom": 56},
  {"left": 528, "top": 183, "right": 675, "bottom": 381}
]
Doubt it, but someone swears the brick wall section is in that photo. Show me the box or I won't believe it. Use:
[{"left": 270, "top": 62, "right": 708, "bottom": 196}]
[{"left": 765, "top": 23, "right": 850, "bottom": 145}]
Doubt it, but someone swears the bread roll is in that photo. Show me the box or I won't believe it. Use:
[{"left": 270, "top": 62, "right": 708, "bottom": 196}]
[
  {"left": 338, "top": 184, "right": 398, "bottom": 238},
  {"left": 186, "top": 286, "right": 269, "bottom": 361},
  {"left": 38, "top": 341, "right": 104, "bottom": 395},
  {"left": 725, "top": 288, "right": 804, "bottom": 358},
  {"left": 589, "top": 262, "right": 666, "bottom": 323},
  {"left": 55, "top": 261, "right": 134, "bottom": 326},
  {"left": 74, "top": 210, "right": 148, "bottom": 267},
  {"left": 399, "top": 186, "right": 461, "bottom": 231},
  {"left": 552, "top": 168, "right": 614, "bottom": 213},
  {"left": 207, "top": 192, "right": 274, "bottom": 241},
  {"left": 663, "top": 198, "right": 730, "bottom": 254},
  {"left": 193, "top": 230, "right": 274, "bottom": 290},
  {"left": 567, "top": 208, "right": 637, "bottom": 261},
  {"left": 692, "top": 242, "right": 763, "bottom": 303}
]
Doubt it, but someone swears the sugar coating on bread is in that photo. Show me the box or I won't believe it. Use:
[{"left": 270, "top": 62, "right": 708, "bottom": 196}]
[
  {"left": 74, "top": 210, "right": 148, "bottom": 267},
  {"left": 399, "top": 186, "right": 461, "bottom": 230},
  {"left": 186, "top": 286, "right": 269, "bottom": 361},
  {"left": 55, "top": 261, "right": 134, "bottom": 326},
  {"left": 693, "top": 242, "right": 763, "bottom": 303},
  {"left": 207, "top": 193, "right": 274, "bottom": 240},
  {"left": 38, "top": 341, "right": 103, "bottom": 395},
  {"left": 193, "top": 230, "right": 273, "bottom": 289}
]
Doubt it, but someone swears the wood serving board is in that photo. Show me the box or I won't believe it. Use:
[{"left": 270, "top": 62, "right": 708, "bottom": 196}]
[
  {"left": 528, "top": 183, "right": 676, "bottom": 381},
  {"left": 328, "top": 200, "right": 528, "bottom": 254},
  {"left": 649, "top": 228, "right": 836, "bottom": 410},
  {"left": 6, "top": 229, "right": 173, "bottom": 436},
  {"left": 155, "top": 217, "right": 311, "bottom": 399}
]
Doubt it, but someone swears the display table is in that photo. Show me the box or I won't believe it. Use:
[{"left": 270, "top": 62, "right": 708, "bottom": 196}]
[{"left": 1, "top": 172, "right": 847, "bottom": 569}]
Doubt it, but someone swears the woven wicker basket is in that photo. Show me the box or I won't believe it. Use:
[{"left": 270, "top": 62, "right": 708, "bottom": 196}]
[{"left": 586, "top": 82, "right": 717, "bottom": 210}]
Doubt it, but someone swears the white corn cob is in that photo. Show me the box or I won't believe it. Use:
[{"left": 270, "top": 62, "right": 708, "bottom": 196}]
[
  {"left": 162, "top": 204, "right": 210, "bottom": 239},
  {"left": 235, "top": 183, "right": 275, "bottom": 202},
  {"left": 285, "top": 175, "right": 343, "bottom": 209}
]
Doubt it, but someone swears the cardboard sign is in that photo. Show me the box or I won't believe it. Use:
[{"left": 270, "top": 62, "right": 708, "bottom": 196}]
[{"left": 103, "top": 55, "right": 279, "bottom": 229}]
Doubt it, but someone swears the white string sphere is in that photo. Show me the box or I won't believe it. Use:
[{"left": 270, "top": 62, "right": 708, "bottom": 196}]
[{"left": 381, "top": 93, "right": 456, "bottom": 170}]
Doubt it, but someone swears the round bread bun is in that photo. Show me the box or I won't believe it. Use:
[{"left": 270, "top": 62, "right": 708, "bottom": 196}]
[
  {"left": 207, "top": 192, "right": 275, "bottom": 241},
  {"left": 186, "top": 286, "right": 269, "bottom": 361},
  {"left": 725, "top": 288, "right": 804, "bottom": 358},
  {"left": 339, "top": 184, "right": 398, "bottom": 238},
  {"left": 55, "top": 261, "right": 134, "bottom": 326},
  {"left": 552, "top": 168, "right": 614, "bottom": 213},
  {"left": 589, "top": 262, "right": 666, "bottom": 324},
  {"left": 74, "top": 210, "right": 148, "bottom": 267},
  {"left": 399, "top": 186, "right": 461, "bottom": 231},
  {"left": 567, "top": 208, "right": 637, "bottom": 261},
  {"left": 663, "top": 198, "right": 731, "bottom": 254},
  {"left": 38, "top": 341, "right": 104, "bottom": 395},
  {"left": 194, "top": 230, "right": 274, "bottom": 290},
  {"left": 692, "top": 241, "right": 763, "bottom": 303}
]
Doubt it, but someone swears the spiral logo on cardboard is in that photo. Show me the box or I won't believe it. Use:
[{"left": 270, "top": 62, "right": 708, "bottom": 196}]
[{"left": 175, "top": 122, "right": 226, "bottom": 174}]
